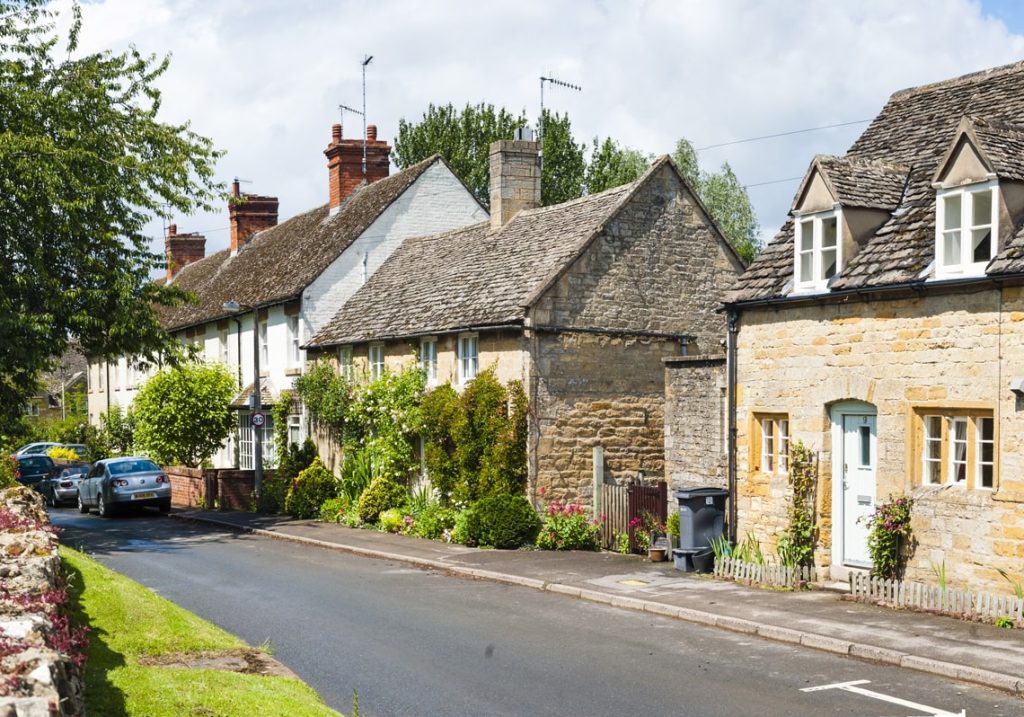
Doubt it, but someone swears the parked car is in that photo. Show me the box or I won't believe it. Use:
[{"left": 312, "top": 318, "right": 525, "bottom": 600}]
[
  {"left": 39, "top": 462, "right": 91, "bottom": 507},
  {"left": 15, "top": 455, "right": 56, "bottom": 488},
  {"left": 78, "top": 457, "right": 171, "bottom": 517},
  {"left": 12, "top": 442, "right": 61, "bottom": 458}
]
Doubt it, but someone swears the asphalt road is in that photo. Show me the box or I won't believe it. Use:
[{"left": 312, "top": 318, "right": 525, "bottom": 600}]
[{"left": 53, "top": 507, "right": 1017, "bottom": 717}]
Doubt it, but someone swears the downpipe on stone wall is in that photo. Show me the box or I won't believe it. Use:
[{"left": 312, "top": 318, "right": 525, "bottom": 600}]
[{"left": 726, "top": 309, "right": 739, "bottom": 544}]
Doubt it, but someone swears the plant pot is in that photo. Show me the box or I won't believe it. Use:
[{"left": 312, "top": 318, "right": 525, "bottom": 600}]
[{"left": 648, "top": 546, "right": 668, "bottom": 562}]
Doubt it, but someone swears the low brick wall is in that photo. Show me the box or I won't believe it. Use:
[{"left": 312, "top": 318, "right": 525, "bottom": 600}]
[
  {"left": 165, "top": 467, "right": 268, "bottom": 512},
  {"left": 0, "top": 487, "right": 86, "bottom": 716}
]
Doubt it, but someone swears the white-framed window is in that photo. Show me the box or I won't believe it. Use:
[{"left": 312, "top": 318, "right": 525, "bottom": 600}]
[
  {"left": 420, "top": 337, "right": 438, "bottom": 384},
  {"left": 756, "top": 414, "right": 789, "bottom": 474},
  {"left": 287, "top": 315, "right": 301, "bottom": 368},
  {"left": 338, "top": 346, "right": 354, "bottom": 380},
  {"left": 458, "top": 333, "right": 479, "bottom": 385},
  {"left": 917, "top": 411, "right": 995, "bottom": 489},
  {"left": 288, "top": 414, "right": 302, "bottom": 448},
  {"left": 238, "top": 412, "right": 275, "bottom": 470},
  {"left": 793, "top": 209, "right": 840, "bottom": 292},
  {"left": 923, "top": 415, "right": 943, "bottom": 484},
  {"left": 258, "top": 320, "right": 269, "bottom": 368},
  {"left": 219, "top": 329, "right": 229, "bottom": 364},
  {"left": 369, "top": 343, "right": 385, "bottom": 380},
  {"left": 97, "top": 362, "right": 104, "bottom": 392},
  {"left": 935, "top": 181, "right": 998, "bottom": 277}
]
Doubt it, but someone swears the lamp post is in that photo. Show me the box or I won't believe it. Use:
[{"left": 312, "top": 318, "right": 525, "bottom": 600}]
[{"left": 223, "top": 300, "right": 263, "bottom": 499}]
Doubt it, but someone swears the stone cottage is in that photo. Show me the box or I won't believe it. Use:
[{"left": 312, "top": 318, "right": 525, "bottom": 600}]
[
  {"left": 87, "top": 123, "right": 487, "bottom": 468},
  {"left": 306, "top": 137, "right": 744, "bottom": 506},
  {"left": 721, "top": 61, "right": 1024, "bottom": 592}
]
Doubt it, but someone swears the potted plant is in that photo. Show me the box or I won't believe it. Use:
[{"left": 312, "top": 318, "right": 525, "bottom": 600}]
[{"left": 634, "top": 512, "right": 667, "bottom": 562}]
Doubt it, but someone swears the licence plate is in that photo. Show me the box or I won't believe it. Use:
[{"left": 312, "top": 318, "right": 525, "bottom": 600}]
[{"left": 132, "top": 492, "right": 157, "bottom": 500}]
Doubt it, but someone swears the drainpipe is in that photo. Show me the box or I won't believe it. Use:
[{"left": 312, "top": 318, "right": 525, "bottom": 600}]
[{"left": 726, "top": 309, "right": 739, "bottom": 544}]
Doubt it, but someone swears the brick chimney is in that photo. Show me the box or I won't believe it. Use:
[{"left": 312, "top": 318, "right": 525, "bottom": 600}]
[
  {"left": 489, "top": 136, "right": 541, "bottom": 230},
  {"left": 324, "top": 122, "right": 390, "bottom": 214},
  {"left": 165, "top": 223, "right": 206, "bottom": 281},
  {"left": 229, "top": 180, "right": 279, "bottom": 255}
]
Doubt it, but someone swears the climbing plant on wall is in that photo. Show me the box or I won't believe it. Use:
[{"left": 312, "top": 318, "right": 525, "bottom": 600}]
[{"left": 777, "top": 439, "right": 818, "bottom": 568}]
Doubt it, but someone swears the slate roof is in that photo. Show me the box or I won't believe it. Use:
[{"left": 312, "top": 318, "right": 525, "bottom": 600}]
[
  {"left": 157, "top": 156, "right": 444, "bottom": 331},
  {"left": 728, "top": 60, "right": 1024, "bottom": 304},
  {"left": 802, "top": 155, "right": 909, "bottom": 211},
  {"left": 307, "top": 173, "right": 644, "bottom": 346}
]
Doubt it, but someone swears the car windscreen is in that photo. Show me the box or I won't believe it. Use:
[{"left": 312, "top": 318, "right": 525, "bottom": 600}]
[
  {"left": 18, "top": 457, "right": 52, "bottom": 469},
  {"left": 108, "top": 460, "right": 160, "bottom": 475}
]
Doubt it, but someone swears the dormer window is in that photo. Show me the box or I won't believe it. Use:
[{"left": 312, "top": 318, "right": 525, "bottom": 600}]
[
  {"left": 935, "top": 181, "right": 998, "bottom": 277},
  {"left": 793, "top": 209, "right": 840, "bottom": 292}
]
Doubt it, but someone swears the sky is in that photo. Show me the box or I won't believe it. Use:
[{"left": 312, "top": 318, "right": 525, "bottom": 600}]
[{"left": 54, "top": 0, "right": 1024, "bottom": 260}]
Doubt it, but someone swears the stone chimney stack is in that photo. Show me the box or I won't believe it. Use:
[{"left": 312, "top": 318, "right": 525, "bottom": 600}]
[
  {"left": 229, "top": 180, "right": 279, "bottom": 255},
  {"left": 489, "top": 134, "right": 541, "bottom": 230},
  {"left": 324, "top": 122, "right": 391, "bottom": 214},
  {"left": 165, "top": 223, "right": 206, "bottom": 281}
]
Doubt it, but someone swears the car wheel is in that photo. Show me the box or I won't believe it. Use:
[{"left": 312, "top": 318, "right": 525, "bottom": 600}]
[
  {"left": 158, "top": 499, "right": 171, "bottom": 514},
  {"left": 77, "top": 492, "right": 89, "bottom": 514},
  {"left": 97, "top": 493, "right": 112, "bottom": 518}
]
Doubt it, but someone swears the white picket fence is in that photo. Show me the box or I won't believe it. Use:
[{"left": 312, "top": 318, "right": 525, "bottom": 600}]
[
  {"left": 850, "top": 572, "right": 1024, "bottom": 626},
  {"left": 713, "top": 556, "right": 816, "bottom": 589}
]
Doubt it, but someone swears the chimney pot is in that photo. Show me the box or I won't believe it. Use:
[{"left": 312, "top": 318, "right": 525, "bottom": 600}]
[
  {"left": 325, "top": 120, "right": 391, "bottom": 213},
  {"left": 332, "top": 123, "right": 342, "bottom": 144},
  {"left": 168, "top": 223, "right": 177, "bottom": 237},
  {"left": 231, "top": 180, "right": 240, "bottom": 198}
]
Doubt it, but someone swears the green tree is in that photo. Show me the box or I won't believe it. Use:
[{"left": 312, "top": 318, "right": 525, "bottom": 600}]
[
  {"left": 585, "top": 137, "right": 651, "bottom": 194},
  {"left": 393, "top": 102, "right": 524, "bottom": 208},
  {"left": 393, "top": 103, "right": 586, "bottom": 208},
  {"left": 132, "top": 363, "right": 235, "bottom": 466},
  {"left": 0, "top": 2, "right": 222, "bottom": 427},
  {"left": 673, "top": 139, "right": 760, "bottom": 264}
]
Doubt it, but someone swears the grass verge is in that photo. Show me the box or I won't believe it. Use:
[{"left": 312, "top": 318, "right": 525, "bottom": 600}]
[{"left": 61, "top": 546, "right": 343, "bottom": 717}]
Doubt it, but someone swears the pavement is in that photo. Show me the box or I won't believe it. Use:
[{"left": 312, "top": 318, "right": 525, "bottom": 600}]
[{"left": 171, "top": 508, "right": 1024, "bottom": 698}]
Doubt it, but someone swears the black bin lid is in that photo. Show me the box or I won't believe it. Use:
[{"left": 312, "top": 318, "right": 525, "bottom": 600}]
[{"left": 673, "top": 487, "right": 729, "bottom": 500}]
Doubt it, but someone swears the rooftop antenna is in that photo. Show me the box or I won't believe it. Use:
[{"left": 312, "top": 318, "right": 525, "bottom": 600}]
[
  {"left": 539, "top": 75, "right": 581, "bottom": 169},
  {"left": 338, "top": 103, "right": 363, "bottom": 143},
  {"left": 361, "top": 54, "right": 374, "bottom": 177}
]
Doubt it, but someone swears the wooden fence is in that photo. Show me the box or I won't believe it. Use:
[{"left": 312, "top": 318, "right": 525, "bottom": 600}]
[
  {"left": 850, "top": 572, "right": 1024, "bottom": 626},
  {"left": 713, "top": 557, "right": 816, "bottom": 589},
  {"left": 599, "top": 480, "right": 667, "bottom": 552}
]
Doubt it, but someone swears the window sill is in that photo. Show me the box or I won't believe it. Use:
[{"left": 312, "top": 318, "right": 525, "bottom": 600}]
[{"left": 284, "top": 367, "right": 301, "bottom": 376}]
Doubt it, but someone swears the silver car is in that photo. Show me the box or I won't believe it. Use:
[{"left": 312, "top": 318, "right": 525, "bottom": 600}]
[
  {"left": 40, "top": 463, "right": 90, "bottom": 507},
  {"left": 78, "top": 457, "right": 172, "bottom": 517}
]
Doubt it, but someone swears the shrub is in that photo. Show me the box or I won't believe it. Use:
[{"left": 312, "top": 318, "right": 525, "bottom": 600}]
[
  {"left": 420, "top": 385, "right": 461, "bottom": 504},
  {"left": 357, "top": 475, "right": 408, "bottom": 524},
  {"left": 278, "top": 438, "right": 318, "bottom": 484},
  {"left": 866, "top": 494, "right": 913, "bottom": 580},
  {"left": 341, "top": 504, "right": 362, "bottom": 528},
  {"left": 47, "top": 446, "right": 81, "bottom": 461},
  {"left": 536, "top": 500, "right": 601, "bottom": 551},
  {"left": 254, "top": 475, "right": 291, "bottom": 514},
  {"left": 460, "top": 494, "right": 539, "bottom": 549},
  {"left": 378, "top": 508, "right": 405, "bottom": 533},
  {"left": 413, "top": 503, "right": 457, "bottom": 540},
  {"left": 666, "top": 511, "right": 680, "bottom": 540},
  {"left": 0, "top": 455, "right": 17, "bottom": 490},
  {"left": 320, "top": 496, "right": 350, "bottom": 523},
  {"left": 340, "top": 446, "right": 376, "bottom": 503},
  {"left": 284, "top": 459, "right": 340, "bottom": 519}
]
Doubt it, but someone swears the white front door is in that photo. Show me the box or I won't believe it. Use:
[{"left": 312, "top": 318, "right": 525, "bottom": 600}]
[{"left": 841, "top": 414, "right": 876, "bottom": 566}]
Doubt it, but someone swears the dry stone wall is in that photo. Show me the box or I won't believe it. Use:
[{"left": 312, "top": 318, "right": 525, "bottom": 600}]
[
  {"left": 0, "top": 487, "right": 85, "bottom": 716},
  {"left": 735, "top": 285, "right": 1024, "bottom": 592}
]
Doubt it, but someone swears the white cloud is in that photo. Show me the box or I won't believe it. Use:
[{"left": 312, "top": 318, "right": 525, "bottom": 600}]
[{"left": 52, "top": 0, "right": 1024, "bottom": 258}]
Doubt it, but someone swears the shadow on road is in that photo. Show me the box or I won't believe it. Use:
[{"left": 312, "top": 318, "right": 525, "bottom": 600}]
[{"left": 51, "top": 507, "right": 247, "bottom": 557}]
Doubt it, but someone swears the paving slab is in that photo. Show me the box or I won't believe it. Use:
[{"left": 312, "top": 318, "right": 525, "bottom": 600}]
[{"left": 172, "top": 509, "right": 1024, "bottom": 696}]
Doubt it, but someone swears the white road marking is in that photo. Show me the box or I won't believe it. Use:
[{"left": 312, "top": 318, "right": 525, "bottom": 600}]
[{"left": 801, "top": 679, "right": 965, "bottom": 716}]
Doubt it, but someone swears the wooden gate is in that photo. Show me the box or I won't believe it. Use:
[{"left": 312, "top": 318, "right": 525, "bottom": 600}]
[{"left": 599, "top": 480, "right": 667, "bottom": 552}]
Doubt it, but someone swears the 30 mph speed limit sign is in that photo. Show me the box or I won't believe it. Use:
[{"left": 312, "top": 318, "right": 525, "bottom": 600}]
[{"left": 250, "top": 412, "right": 266, "bottom": 427}]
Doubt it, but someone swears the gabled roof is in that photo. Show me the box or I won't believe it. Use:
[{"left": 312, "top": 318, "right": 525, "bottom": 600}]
[
  {"left": 306, "top": 158, "right": 696, "bottom": 347},
  {"left": 932, "top": 115, "right": 1024, "bottom": 184},
  {"left": 728, "top": 60, "right": 1024, "bottom": 304},
  {"left": 157, "top": 156, "right": 446, "bottom": 331},
  {"left": 793, "top": 155, "right": 909, "bottom": 212}
]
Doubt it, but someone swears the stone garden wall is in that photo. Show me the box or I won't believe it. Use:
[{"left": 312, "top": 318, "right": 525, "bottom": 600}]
[{"left": 0, "top": 487, "right": 85, "bottom": 716}]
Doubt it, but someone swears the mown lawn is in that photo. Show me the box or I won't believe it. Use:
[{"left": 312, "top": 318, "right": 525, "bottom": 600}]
[{"left": 62, "top": 547, "right": 343, "bottom": 717}]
